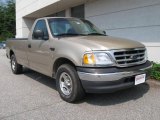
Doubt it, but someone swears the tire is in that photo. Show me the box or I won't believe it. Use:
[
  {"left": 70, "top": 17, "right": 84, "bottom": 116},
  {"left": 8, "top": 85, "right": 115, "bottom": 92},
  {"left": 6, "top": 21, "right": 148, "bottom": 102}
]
[
  {"left": 11, "top": 54, "right": 23, "bottom": 74},
  {"left": 56, "top": 64, "right": 85, "bottom": 103}
]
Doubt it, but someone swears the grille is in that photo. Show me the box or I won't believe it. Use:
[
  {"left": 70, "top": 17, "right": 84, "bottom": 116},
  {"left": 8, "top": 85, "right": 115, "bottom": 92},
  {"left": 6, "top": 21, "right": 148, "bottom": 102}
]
[{"left": 113, "top": 48, "right": 146, "bottom": 67}]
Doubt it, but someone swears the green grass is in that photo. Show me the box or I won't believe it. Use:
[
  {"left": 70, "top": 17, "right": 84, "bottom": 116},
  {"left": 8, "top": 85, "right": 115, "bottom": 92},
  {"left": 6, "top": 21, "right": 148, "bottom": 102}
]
[{"left": 150, "top": 63, "right": 160, "bottom": 81}]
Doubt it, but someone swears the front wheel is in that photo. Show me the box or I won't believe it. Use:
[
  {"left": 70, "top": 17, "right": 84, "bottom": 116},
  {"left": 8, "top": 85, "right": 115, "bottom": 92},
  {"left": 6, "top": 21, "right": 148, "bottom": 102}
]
[
  {"left": 11, "top": 54, "right": 23, "bottom": 74},
  {"left": 56, "top": 64, "right": 85, "bottom": 103}
]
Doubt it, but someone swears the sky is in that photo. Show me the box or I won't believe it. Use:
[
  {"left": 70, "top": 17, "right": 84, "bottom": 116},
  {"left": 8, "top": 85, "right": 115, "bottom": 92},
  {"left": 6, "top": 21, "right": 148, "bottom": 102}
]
[
  {"left": 0, "top": 0, "right": 14, "bottom": 5},
  {"left": 1, "top": 0, "right": 7, "bottom": 3}
]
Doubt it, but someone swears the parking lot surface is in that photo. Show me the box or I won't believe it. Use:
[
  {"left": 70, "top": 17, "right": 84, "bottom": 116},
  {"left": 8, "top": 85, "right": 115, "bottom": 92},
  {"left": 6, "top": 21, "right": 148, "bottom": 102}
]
[{"left": 0, "top": 49, "right": 160, "bottom": 120}]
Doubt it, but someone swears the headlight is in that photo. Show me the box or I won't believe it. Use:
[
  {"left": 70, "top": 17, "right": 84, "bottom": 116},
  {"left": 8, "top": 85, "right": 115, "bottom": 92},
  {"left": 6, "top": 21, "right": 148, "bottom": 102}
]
[{"left": 83, "top": 52, "right": 114, "bottom": 66}]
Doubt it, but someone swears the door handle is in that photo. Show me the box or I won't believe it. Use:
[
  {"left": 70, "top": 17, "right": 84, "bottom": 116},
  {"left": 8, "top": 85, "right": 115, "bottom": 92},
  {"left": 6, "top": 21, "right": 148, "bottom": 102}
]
[
  {"left": 28, "top": 44, "right": 31, "bottom": 48},
  {"left": 50, "top": 48, "right": 55, "bottom": 51}
]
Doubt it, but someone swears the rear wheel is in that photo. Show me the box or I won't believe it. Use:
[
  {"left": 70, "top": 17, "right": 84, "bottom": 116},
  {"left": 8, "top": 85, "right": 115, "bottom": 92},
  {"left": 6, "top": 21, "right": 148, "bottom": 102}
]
[
  {"left": 11, "top": 54, "right": 23, "bottom": 74},
  {"left": 56, "top": 64, "right": 85, "bottom": 103}
]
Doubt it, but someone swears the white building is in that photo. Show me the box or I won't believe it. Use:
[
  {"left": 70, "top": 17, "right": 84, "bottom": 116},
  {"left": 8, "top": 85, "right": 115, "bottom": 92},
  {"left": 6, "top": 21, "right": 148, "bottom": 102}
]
[{"left": 16, "top": 0, "right": 160, "bottom": 62}]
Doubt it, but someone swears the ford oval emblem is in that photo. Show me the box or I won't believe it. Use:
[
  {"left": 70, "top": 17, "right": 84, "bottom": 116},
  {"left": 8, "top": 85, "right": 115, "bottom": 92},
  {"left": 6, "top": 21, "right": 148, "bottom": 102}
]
[{"left": 130, "top": 55, "right": 138, "bottom": 60}]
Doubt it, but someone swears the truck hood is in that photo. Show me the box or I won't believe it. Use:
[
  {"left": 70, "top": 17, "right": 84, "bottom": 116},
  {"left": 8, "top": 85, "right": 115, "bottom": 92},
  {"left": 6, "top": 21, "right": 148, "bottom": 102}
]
[{"left": 61, "top": 36, "right": 145, "bottom": 51}]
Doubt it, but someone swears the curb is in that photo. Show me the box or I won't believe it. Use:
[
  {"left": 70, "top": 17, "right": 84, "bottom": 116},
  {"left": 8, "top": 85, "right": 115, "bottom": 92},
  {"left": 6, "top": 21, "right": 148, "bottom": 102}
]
[{"left": 148, "top": 79, "right": 160, "bottom": 86}]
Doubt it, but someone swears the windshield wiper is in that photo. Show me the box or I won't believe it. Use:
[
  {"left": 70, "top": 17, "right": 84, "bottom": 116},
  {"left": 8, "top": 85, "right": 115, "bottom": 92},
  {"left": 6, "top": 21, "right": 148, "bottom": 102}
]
[
  {"left": 55, "top": 33, "right": 85, "bottom": 37},
  {"left": 55, "top": 33, "right": 106, "bottom": 37},
  {"left": 87, "top": 33, "right": 106, "bottom": 36}
]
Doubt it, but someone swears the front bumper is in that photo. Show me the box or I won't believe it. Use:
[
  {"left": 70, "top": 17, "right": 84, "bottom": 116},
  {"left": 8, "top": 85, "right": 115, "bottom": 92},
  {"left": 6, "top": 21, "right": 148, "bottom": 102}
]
[{"left": 77, "top": 61, "right": 152, "bottom": 93}]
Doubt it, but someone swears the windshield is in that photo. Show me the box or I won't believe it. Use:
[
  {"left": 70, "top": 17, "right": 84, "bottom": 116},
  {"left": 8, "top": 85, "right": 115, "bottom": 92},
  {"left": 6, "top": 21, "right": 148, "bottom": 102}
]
[{"left": 48, "top": 18, "right": 105, "bottom": 37}]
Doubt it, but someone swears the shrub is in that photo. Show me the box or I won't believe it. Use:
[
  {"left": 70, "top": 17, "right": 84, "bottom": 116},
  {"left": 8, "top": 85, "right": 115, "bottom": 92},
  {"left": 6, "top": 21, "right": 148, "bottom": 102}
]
[{"left": 150, "top": 63, "right": 160, "bottom": 81}]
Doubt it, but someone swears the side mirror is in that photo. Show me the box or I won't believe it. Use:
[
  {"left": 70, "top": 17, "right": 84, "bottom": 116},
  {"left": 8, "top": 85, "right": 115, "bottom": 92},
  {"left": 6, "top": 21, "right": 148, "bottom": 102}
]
[
  {"left": 103, "top": 30, "right": 106, "bottom": 35},
  {"left": 43, "top": 36, "right": 49, "bottom": 40},
  {"left": 33, "top": 29, "right": 44, "bottom": 39}
]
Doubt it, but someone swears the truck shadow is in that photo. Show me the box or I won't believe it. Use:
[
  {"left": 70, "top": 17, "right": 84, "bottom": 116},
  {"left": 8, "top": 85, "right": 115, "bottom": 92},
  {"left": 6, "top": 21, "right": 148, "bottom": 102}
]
[
  {"left": 23, "top": 68, "right": 150, "bottom": 106},
  {"left": 23, "top": 68, "right": 57, "bottom": 90},
  {"left": 82, "top": 83, "right": 149, "bottom": 106}
]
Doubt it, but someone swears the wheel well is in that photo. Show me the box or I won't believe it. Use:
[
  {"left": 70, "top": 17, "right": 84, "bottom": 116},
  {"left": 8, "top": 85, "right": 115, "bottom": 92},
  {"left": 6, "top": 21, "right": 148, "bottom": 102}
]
[
  {"left": 10, "top": 50, "right": 14, "bottom": 58},
  {"left": 53, "top": 58, "right": 76, "bottom": 76}
]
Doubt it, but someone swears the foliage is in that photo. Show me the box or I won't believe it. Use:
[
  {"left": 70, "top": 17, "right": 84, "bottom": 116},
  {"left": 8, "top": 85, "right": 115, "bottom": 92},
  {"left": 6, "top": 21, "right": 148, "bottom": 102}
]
[
  {"left": 150, "top": 63, "right": 160, "bottom": 81},
  {"left": 0, "top": 0, "right": 15, "bottom": 42}
]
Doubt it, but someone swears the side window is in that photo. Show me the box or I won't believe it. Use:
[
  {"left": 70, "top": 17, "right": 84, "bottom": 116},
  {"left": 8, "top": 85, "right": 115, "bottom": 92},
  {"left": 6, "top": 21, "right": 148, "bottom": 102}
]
[{"left": 32, "top": 20, "right": 49, "bottom": 40}]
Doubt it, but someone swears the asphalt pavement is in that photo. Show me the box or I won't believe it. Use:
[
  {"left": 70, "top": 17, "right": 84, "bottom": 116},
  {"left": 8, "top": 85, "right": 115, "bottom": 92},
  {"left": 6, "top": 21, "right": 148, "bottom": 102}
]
[{"left": 0, "top": 49, "right": 160, "bottom": 120}]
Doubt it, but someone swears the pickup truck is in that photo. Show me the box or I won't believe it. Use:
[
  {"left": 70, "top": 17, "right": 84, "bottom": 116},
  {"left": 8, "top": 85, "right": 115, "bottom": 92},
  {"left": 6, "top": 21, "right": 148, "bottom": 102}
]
[{"left": 6, "top": 17, "right": 152, "bottom": 102}]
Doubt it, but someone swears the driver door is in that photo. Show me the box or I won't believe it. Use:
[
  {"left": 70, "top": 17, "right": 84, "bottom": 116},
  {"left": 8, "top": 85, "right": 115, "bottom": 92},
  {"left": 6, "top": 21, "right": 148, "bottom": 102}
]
[{"left": 27, "top": 20, "right": 53, "bottom": 76}]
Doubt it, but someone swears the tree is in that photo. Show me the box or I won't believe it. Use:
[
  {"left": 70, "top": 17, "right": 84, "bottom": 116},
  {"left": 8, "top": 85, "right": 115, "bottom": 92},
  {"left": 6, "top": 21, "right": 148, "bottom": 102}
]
[
  {"left": 0, "top": 5, "right": 5, "bottom": 40},
  {"left": 0, "top": 0, "right": 15, "bottom": 41}
]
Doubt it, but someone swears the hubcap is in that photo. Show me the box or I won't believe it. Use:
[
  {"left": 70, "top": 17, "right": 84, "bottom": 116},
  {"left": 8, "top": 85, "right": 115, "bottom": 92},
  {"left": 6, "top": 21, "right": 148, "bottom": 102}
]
[
  {"left": 11, "top": 58, "right": 16, "bottom": 71},
  {"left": 59, "top": 72, "right": 72, "bottom": 96}
]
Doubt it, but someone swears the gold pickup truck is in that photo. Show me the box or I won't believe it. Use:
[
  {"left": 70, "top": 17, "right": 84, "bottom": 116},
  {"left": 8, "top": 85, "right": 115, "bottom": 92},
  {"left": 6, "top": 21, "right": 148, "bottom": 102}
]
[{"left": 6, "top": 17, "right": 152, "bottom": 102}]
